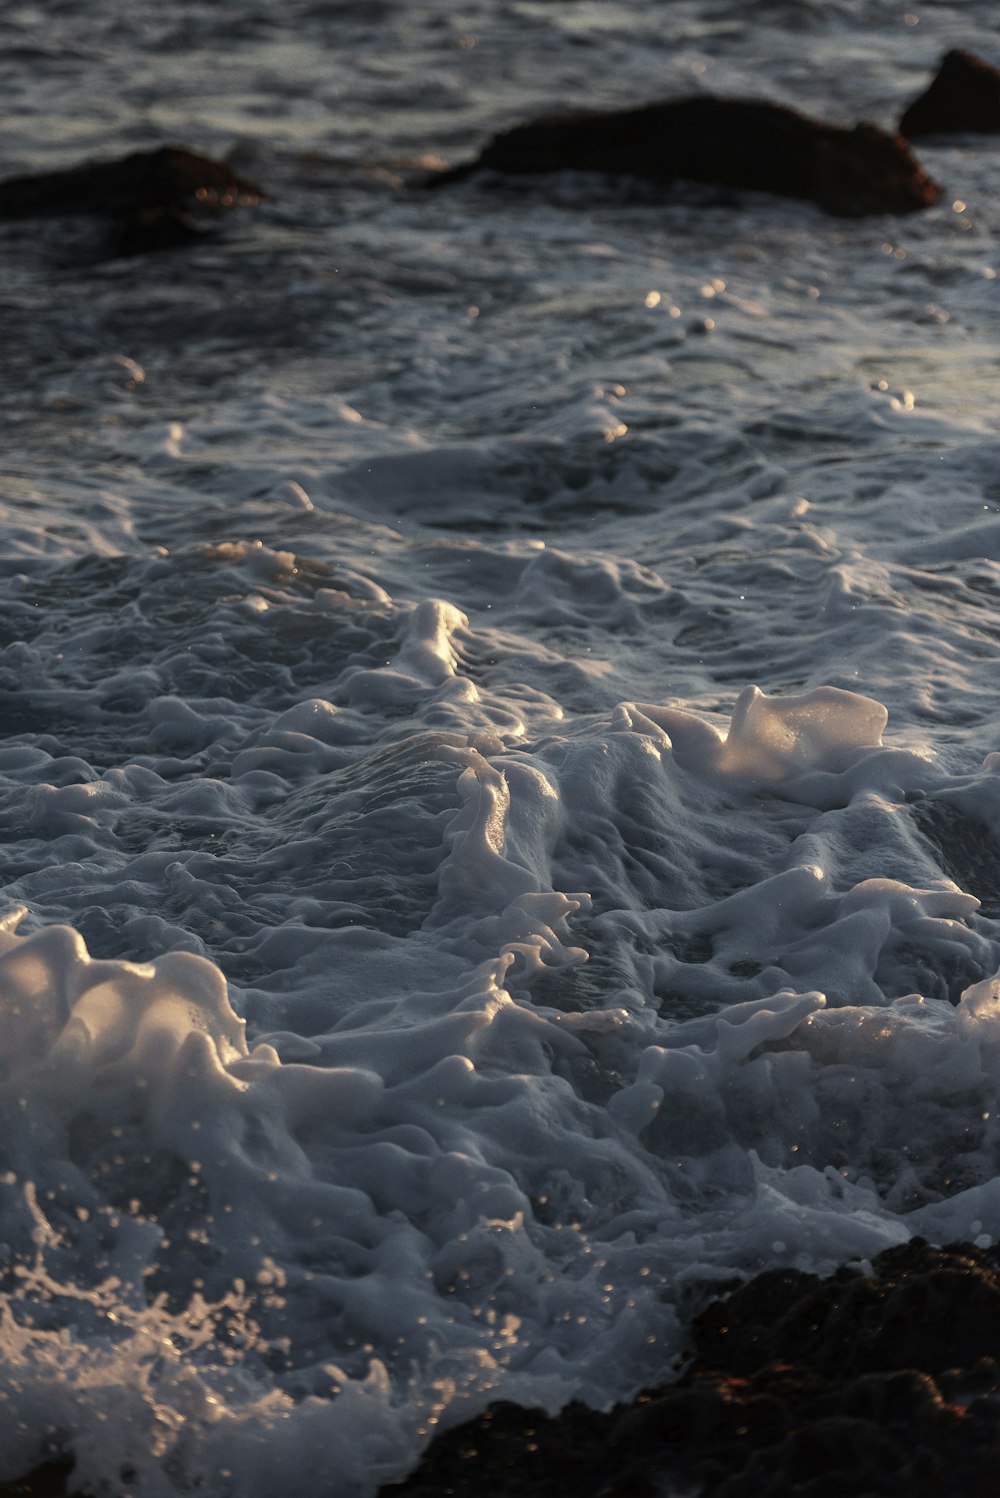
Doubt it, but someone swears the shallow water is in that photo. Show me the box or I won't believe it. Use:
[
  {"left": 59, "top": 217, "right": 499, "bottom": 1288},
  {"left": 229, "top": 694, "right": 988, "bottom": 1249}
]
[{"left": 3, "top": 2, "right": 1000, "bottom": 1492}]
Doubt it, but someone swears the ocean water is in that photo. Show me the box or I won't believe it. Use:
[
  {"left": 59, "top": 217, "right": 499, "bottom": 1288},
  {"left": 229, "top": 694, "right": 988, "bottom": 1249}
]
[{"left": 3, "top": 1, "right": 1000, "bottom": 1491}]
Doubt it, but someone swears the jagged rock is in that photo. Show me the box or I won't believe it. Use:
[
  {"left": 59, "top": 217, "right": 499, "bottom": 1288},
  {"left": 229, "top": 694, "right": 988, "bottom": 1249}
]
[
  {"left": 693, "top": 1238, "right": 1000, "bottom": 1380},
  {"left": 430, "top": 97, "right": 941, "bottom": 216},
  {"left": 900, "top": 50, "right": 1000, "bottom": 138},
  {"left": 383, "top": 1239, "right": 1000, "bottom": 1498},
  {"left": 0, "top": 144, "right": 264, "bottom": 256},
  {"left": 8, "top": 1242, "right": 1000, "bottom": 1495}
]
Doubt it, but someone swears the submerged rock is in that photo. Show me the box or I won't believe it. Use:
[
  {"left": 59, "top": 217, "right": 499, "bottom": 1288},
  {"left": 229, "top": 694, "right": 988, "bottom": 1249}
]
[
  {"left": 430, "top": 97, "right": 941, "bottom": 216},
  {"left": 900, "top": 50, "right": 1000, "bottom": 138},
  {"left": 0, "top": 144, "right": 264, "bottom": 256},
  {"left": 384, "top": 1239, "right": 1000, "bottom": 1498}
]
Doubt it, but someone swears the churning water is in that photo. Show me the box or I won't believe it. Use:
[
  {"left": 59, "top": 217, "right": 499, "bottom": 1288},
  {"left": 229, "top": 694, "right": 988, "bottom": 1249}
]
[{"left": 3, "top": 1, "right": 1000, "bottom": 1492}]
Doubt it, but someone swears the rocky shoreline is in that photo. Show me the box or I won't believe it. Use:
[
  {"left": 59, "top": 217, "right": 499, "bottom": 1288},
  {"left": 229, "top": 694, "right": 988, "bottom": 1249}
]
[
  {"left": 383, "top": 1239, "right": 1000, "bottom": 1498},
  {"left": 5, "top": 1239, "right": 1000, "bottom": 1497}
]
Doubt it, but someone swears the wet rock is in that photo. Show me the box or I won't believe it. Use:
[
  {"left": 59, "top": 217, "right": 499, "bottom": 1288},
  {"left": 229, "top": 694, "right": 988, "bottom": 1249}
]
[
  {"left": 7, "top": 1242, "right": 1000, "bottom": 1495},
  {"left": 0, "top": 144, "right": 264, "bottom": 256},
  {"left": 384, "top": 1239, "right": 1000, "bottom": 1498},
  {"left": 900, "top": 50, "right": 1000, "bottom": 138},
  {"left": 0, "top": 1463, "right": 74, "bottom": 1498},
  {"left": 0, "top": 144, "right": 263, "bottom": 221},
  {"left": 694, "top": 1238, "right": 1000, "bottom": 1380},
  {"left": 430, "top": 97, "right": 940, "bottom": 216}
]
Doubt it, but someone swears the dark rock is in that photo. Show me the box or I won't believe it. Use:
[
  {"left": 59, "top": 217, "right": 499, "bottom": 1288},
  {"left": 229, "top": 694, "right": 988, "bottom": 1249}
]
[
  {"left": 0, "top": 1462, "right": 74, "bottom": 1498},
  {"left": 430, "top": 97, "right": 941, "bottom": 216},
  {"left": 7, "top": 1242, "right": 1000, "bottom": 1496},
  {"left": 0, "top": 145, "right": 264, "bottom": 257},
  {"left": 900, "top": 50, "right": 1000, "bottom": 138},
  {"left": 0, "top": 144, "right": 263, "bottom": 221},
  {"left": 383, "top": 1238, "right": 1000, "bottom": 1498},
  {"left": 693, "top": 1238, "right": 1000, "bottom": 1380}
]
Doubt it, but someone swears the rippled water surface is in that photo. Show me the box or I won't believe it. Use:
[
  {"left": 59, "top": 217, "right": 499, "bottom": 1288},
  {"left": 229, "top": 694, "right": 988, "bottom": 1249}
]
[{"left": 4, "top": 2, "right": 1000, "bottom": 1493}]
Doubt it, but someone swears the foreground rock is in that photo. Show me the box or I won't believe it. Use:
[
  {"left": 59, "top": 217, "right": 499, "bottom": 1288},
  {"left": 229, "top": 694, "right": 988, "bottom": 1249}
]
[
  {"left": 431, "top": 97, "right": 941, "bottom": 216},
  {"left": 385, "top": 1238, "right": 1000, "bottom": 1498},
  {"left": 6, "top": 1240, "right": 1000, "bottom": 1496},
  {"left": 0, "top": 1463, "right": 72, "bottom": 1498},
  {"left": 0, "top": 144, "right": 264, "bottom": 255},
  {"left": 900, "top": 49, "right": 1000, "bottom": 138}
]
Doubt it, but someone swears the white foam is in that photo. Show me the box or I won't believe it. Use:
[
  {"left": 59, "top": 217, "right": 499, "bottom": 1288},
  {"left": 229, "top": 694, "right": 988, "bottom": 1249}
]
[{"left": 6, "top": 1, "right": 1000, "bottom": 1487}]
